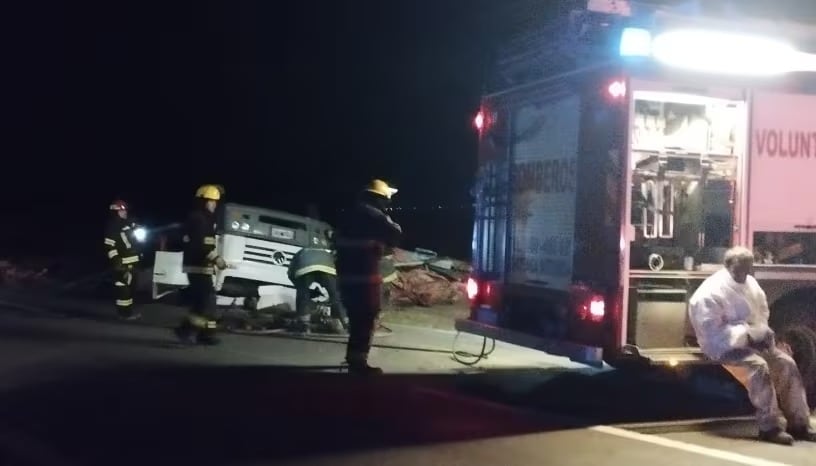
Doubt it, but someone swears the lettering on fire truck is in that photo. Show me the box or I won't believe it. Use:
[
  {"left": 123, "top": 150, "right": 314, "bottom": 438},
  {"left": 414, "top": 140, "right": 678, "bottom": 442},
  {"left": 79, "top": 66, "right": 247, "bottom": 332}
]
[
  {"left": 511, "top": 158, "right": 577, "bottom": 193},
  {"left": 754, "top": 129, "right": 816, "bottom": 158}
]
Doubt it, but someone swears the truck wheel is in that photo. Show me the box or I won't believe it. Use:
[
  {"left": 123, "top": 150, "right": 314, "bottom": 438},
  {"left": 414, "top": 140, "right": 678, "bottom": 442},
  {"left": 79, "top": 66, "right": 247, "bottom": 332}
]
[
  {"left": 775, "top": 325, "right": 816, "bottom": 407},
  {"left": 769, "top": 292, "right": 816, "bottom": 406}
]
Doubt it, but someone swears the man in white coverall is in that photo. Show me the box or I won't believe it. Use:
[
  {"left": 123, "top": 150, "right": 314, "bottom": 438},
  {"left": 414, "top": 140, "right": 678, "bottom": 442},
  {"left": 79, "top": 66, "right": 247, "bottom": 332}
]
[{"left": 688, "top": 246, "right": 816, "bottom": 445}]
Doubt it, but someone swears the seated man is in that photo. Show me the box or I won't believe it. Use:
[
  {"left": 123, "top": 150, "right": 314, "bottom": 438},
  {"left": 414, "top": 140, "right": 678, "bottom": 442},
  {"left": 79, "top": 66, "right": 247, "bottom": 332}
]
[{"left": 688, "top": 246, "right": 816, "bottom": 445}]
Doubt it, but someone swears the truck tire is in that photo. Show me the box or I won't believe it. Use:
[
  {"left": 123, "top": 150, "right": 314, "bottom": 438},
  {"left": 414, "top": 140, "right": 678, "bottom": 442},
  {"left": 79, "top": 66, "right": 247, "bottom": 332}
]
[
  {"left": 768, "top": 291, "right": 816, "bottom": 406},
  {"left": 775, "top": 325, "right": 816, "bottom": 407}
]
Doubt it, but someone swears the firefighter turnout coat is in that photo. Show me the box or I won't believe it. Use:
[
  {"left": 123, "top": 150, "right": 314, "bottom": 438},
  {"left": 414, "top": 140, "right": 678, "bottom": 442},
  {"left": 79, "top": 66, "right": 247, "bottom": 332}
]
[
  {"left": 104, "top": 218, "right": 140, "bottom": 270},
  {"left": 182, "top": 208, "right": 220, "bottom": 275}
]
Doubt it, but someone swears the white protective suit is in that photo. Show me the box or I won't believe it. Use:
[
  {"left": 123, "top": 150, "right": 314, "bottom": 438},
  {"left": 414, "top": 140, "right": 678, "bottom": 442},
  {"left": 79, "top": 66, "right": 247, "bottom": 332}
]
[{"left": 688, "top": 268, "right": 812, "bottom": 432}]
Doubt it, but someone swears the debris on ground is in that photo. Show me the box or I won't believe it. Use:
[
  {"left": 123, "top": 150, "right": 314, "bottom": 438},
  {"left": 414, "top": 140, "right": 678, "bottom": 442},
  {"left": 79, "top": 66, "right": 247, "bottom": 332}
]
[
  {"left": 0, "top": 260, "right": 49, "bottom": 287},
  {"left": 388, "top": 248, "right": 471, "bottom": 307}
]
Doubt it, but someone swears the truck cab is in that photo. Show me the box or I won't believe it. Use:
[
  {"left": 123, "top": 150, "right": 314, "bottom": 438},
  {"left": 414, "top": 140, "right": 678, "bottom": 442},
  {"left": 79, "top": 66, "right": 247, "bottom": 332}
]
[
  {"left": 152, "top": 203, "right": 332, "bottom": 311},
  {"left": 458, "top": 1, "right": 816, "bottom": 369}
]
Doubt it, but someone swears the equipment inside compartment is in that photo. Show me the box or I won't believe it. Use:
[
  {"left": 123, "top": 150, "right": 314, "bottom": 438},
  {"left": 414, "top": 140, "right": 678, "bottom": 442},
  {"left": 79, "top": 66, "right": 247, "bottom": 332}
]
[{"left": 628, "top": 92, "right": 745, "bottom": 271}]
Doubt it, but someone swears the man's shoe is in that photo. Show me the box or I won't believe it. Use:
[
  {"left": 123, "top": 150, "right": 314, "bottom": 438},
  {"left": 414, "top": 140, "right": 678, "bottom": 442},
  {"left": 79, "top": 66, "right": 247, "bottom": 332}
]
[
  {"left": 788, "top": 426, "right": 816, "bottom": 442},
  {"left": 759, "top": 428, "right": 794, "bottom": 446}
]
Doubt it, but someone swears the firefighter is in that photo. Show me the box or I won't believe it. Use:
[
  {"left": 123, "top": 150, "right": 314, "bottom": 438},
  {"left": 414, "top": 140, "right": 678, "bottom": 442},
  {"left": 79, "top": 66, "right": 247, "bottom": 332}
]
[
  {"left": 104, "top": 200, "right": 141, "bottom": 320},
  {"left": 287, "top": 229, "right": 347, "bottom": 334},
  {"left": 174, "top": 184, "right": 228, "bottom": 345},
  {"left": 334, "top": 179, "right": 402, "bottom": 374}
]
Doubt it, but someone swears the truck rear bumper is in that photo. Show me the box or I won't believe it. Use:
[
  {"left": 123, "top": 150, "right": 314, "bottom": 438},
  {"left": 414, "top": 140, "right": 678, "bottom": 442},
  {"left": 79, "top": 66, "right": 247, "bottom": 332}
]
[{"left": 454, "top": 318, "right": 605, "bottom": 368}]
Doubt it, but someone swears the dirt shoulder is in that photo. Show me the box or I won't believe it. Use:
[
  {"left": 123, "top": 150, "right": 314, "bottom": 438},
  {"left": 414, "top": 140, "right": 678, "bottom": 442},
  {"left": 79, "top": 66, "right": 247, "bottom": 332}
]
[{"left": 379, "top": 303, "right": 469, "bottom": 331}]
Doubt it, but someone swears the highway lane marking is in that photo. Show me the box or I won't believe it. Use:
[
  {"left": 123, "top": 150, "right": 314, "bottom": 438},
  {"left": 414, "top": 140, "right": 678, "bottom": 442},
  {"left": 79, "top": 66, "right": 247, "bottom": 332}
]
[{"left": 590, "top": 425, "right": 792, "bottom": 466}]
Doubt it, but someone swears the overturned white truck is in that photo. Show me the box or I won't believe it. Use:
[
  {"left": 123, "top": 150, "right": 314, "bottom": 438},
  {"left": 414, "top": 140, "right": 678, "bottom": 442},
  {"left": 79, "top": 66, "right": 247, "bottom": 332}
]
[
  {"left": 459, "top": 0, "right": 816, "bottom": 389},
  {"left": 152, "top": 203, "right": 334, "bottom": 312}
]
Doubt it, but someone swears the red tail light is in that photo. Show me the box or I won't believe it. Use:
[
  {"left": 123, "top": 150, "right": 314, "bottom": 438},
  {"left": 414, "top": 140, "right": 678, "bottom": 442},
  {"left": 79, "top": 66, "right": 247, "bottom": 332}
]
[
  {"left": 571, "top": 284, "right": 606, "bottom": 324},
  {"left": 473, "top": 111, "right": 485, "bottom": 131},
  {"left": 467, "top": 277, "right": 499, "bottom": 308},
  {"left": 607, "top": 80, "right": 627, "bottom": 99},
  {"left": 466, "top": 277, "right": 479, "bottom": 300},
  {"left": 588, "top": 295, "right": 606, "bottom": 321}
]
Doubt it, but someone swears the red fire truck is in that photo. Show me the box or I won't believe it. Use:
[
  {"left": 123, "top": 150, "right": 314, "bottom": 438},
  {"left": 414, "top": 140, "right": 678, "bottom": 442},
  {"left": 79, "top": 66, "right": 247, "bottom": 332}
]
[{"left": 457, "top": 1, "right": 816, "bottom": 371}]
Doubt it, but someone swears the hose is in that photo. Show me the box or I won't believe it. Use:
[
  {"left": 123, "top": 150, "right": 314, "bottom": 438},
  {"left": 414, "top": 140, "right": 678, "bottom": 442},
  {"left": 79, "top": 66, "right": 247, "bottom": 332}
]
[
  {"left": 223, "top": 321, "right": 394, "bottom": 338},
  {"left": 451, "top": 332, "right": 496, "bottom": 366}
]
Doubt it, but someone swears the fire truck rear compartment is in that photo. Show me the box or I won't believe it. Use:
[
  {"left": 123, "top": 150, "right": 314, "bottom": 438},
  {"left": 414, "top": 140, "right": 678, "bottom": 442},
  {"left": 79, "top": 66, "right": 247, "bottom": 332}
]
[{"left": 623, "top": 87, "right": 746, "bottom": 363}]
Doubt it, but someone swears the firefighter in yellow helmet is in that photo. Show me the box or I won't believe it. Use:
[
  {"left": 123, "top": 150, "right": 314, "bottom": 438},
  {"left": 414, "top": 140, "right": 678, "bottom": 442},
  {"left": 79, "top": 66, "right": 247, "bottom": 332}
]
[
  {"left": 334, "top": 179, "right": 402, "bottom": 374},
  {"left": 104, "top": 199, "right": 141, "bottom": 320},
  {"left": 174, "top": 184, "right": 228, "bottom": 345}
]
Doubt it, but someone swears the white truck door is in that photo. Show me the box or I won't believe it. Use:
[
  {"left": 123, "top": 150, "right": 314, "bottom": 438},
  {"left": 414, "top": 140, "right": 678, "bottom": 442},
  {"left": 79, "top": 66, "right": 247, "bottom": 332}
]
[{"left": 152, "top": 251, "right": 189, "bottom": 299}]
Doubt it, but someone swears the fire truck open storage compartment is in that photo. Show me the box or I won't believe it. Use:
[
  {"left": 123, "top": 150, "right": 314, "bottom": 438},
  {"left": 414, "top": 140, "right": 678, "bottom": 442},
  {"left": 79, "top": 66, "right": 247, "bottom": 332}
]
[{"left": 624, "top": 84, "right": 747, "bottom": 358}]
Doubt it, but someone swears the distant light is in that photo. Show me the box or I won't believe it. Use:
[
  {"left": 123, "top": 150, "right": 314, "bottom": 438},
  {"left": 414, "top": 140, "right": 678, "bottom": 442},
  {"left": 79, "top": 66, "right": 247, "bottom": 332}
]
[
  {"left": 473, "top": 110, "right": 485, "bottom": 131},
  {"left": 620, "top": 27, "right": 652, "bottom": 57},
  {"left": 608, "top": 80, "right": 627, "bottom": 98}
]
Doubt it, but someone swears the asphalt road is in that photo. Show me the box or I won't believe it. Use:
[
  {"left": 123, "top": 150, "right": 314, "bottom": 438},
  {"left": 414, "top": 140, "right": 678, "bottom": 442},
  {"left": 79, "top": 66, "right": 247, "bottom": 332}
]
[{"left": 0, "top": 291, "right": 813, "bottom": 466}]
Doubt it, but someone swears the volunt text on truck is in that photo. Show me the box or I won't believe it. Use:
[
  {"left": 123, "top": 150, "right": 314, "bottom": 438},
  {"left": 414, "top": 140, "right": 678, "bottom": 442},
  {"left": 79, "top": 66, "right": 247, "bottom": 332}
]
[{"left": 457, "top": 1, "right": 816, "bottom": 369}]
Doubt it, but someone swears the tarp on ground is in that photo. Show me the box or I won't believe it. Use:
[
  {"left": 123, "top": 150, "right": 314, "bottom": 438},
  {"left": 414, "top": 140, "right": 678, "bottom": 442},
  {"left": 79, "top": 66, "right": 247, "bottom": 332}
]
[{"left": 386, "top": 248, "right": 470, "bottom": 307}]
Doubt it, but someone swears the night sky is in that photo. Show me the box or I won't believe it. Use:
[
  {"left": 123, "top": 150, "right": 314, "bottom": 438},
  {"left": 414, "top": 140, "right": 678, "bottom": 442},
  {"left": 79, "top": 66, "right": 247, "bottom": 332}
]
[
  {"left": 5, "top": 0, "right": 518, "bottom": 259},
  {"left": 5, "top": 0, "right": 816, "bottom": 260}
]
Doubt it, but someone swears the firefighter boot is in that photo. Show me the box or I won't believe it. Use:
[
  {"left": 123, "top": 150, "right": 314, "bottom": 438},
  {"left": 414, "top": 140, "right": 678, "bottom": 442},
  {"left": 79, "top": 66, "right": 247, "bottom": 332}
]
[
  {"left": 326, "top": 318, "right": 347, "bottom": 335},
  {"left": 173, "top": 320, "right": 197, "bottom": 345},
  {"left": 118, "top": 307, "right": 142, "bottom": 321},
  {"left": 289, "top": 315, "right": 311, "bottom": 334},
  {"left": 196, "top": 321, "right": 221, "bottom": 346},
  {"left": 346, "top": 352, "right": 383, "bottom": 375},
  {"left": 759, "top": 428, "right": 795, "bottom": 446}
]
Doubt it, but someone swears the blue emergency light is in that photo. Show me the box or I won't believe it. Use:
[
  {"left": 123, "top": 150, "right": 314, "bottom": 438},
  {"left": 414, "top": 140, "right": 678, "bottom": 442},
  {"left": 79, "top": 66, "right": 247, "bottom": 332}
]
[{"left": 619, "top": 27, "right": 652, "bottom": 57}]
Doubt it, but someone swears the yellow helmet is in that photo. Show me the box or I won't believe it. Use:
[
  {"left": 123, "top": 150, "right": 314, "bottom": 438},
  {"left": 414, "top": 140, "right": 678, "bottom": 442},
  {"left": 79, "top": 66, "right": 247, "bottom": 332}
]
[
  {"left": 366, "top": 179, "right": 399, "bottom": 199},
  {"left": 195, "top": 184, "right": 222, "bottom": 201}
]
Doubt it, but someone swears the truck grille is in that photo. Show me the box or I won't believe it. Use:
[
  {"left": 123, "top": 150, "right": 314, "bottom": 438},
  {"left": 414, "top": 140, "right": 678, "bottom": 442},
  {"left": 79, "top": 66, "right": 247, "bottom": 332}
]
[{"left": 243, "top": 243, "right": 295, "bottom": 267}]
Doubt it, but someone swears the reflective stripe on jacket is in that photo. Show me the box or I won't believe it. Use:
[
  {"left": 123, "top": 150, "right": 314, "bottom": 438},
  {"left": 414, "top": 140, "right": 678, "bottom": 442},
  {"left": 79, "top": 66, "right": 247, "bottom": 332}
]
[{"left": 287, "top": 248, "right": 336, "bottom": 282}]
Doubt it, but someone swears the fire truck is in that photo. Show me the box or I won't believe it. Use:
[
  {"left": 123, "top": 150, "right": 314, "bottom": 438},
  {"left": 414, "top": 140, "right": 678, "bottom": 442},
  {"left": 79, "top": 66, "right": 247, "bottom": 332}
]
[{"left": 457, "top": 1, "right": 816, "bottom": 370}]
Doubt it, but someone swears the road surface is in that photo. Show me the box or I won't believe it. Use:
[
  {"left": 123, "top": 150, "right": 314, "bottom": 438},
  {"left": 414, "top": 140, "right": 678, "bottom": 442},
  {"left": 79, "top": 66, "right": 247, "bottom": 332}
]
[{"left": 0, "top": 291, "right": 813, "bottom": 465}]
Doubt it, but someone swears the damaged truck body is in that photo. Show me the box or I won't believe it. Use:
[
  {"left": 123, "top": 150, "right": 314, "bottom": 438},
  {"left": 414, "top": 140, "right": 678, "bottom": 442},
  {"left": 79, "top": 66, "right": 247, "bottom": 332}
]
[{"left": 459, "top": 1, "right": 816, "bottom": 369}]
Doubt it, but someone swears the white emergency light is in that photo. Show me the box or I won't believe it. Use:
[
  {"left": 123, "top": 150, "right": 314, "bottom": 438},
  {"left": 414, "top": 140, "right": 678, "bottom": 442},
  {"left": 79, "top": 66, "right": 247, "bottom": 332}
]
[
  {"left": 133, "top": 227, "right": 148, "bottom": 243},
  {"left": 619, "top": 27, "right": 816, "bottom": 76},
  {"left": 652, "top": 29, "right": 796, "bottom": 76}
]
